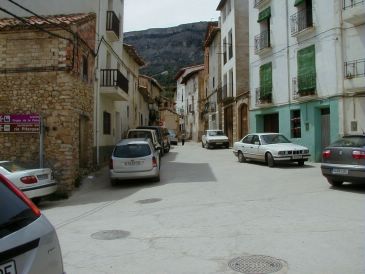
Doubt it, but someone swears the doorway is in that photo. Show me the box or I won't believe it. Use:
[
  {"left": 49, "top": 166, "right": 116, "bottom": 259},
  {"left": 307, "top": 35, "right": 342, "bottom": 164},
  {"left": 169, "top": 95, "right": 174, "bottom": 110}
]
[
  {"left": 239, "top": 103, "right": 248, "bottom": 139},
  {"left": 263, "top": 113, "right": 279, "bottom": 133},
  {"left": 79, "top": 115, "right": 89, "bottom": 168},
  {"left": 321, "top": 108, "right": 330, "bottom": 150},
  {"left": 224, "top": 105, "right": 233, "bottom": 145}
]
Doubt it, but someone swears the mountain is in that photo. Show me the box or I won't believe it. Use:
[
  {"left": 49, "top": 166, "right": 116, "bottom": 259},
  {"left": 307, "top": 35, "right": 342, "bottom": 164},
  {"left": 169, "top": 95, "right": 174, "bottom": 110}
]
[{"left": 124, "top": 22, "right": 213, "bottom": 97}]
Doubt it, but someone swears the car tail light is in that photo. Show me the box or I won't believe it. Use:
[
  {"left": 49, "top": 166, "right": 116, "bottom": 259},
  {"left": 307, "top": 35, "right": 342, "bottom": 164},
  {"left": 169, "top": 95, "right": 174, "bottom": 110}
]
[
  {"left": 0, "top": 174, "right": 41, "bottom": 217},
  {"left": 109, "top": 159, "right": 113, "bottom": 169},
  {"left": 322, "top": 150, "right": 331, "bottom": 159},
  {"left": 152, "top": 156, "right": 158, "bottom": 167},
  {"left": 20, "top": 175, "right": 38, "bottom": 184},
  {"left": 352, "top": 150, "right": 365, "bottom": 160}
]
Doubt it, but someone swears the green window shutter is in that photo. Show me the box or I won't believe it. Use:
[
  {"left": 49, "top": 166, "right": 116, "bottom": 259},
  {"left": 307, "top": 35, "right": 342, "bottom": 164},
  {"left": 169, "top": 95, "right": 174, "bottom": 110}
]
[
  {"left": 260, "top": 62, "right": 272, "bottom": 96},
  {"left": 297, "top": 45, "right": 316, "bottom": 92},
  {"left": 294, "top": 0, "right": 305, "bottom": 7},
  {"left": 257, "top": 7, "right": 271, "bottom": 23}
]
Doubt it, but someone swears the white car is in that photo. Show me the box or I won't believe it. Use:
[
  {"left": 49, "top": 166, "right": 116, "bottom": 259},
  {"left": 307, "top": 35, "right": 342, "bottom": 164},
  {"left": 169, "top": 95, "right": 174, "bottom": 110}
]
[
  {"left": 201, "top": 129, "right": 229, "bottom": 149},
  {"left": 110, "top": 138, "right": 161, "bottom": 185},
  {"left": 0, "top": 161, "right": 58, "bottom": 202},
  {"left": 233, "top": 133, "right": 310, "bottom": 167}
]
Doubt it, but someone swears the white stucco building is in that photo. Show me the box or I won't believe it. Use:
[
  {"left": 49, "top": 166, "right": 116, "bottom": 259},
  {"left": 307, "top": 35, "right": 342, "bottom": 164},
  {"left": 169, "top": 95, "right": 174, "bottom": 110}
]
[{"left": 249, "top": 0, "right": 365, "bottom": 161}]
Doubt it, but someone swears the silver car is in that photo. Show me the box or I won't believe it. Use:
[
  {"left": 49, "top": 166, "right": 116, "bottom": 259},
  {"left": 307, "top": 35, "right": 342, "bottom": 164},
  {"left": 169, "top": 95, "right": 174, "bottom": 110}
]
[
  {"left": 0, "top": 161, "right": 58, "bottom": 203},
  {"left": 0, "top": 174, "right": 64, "bottom": 274},
  {"left": 321, "top": 135, "right": 365, "bottom": 187},
  {"left": 109, "top": 138, "right": 161, "bottom": 185},
  {"left": 233, "top": 133, "right": 310, "bottom": 167}
]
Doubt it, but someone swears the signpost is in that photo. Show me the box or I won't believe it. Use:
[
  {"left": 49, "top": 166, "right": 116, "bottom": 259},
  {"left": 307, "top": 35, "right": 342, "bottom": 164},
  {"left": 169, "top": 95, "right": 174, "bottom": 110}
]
[{"left": 0, "top": 114, "right": 43, "bottom": 167}]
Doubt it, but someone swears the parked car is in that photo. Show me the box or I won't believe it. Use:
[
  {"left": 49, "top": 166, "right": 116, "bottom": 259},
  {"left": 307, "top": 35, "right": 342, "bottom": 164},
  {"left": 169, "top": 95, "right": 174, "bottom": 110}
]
[
  {"left": 233, "top": 133, "right": 310, "bottom": 167},
  {"left": 0, "top": 173, "right": 64, "bottom": 274},
  {"left": 0, "top": 161, "right": 58, "bottom": 203},
  {"left": 168, "top": 129, "right": 178, "bottom": 145},
  {"left": 126, "top": 129, "right": 161, "bottom": 155},
  {"left": 137, "top": 126, "right": 170, "bottom": 154},
  {"left": 109, "top": 138, "right": 161, "bottom": 185},
  {"left": 201, "top": 129, "right": 229, "bottom": 149},
  {"left": 321, "top": 135, "right": 365, "bottom": 187}
]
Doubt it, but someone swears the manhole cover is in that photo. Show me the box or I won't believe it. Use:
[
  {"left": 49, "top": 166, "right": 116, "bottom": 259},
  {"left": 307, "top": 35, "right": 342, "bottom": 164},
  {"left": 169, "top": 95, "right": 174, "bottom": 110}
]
[
  {"left": 91, "top": 230, "right": 130, "bottom": 240},
  {"left": 228, "top": 255, "right": 284, "bottom": 274},
  {"left": 136, "top": 198, "right": 162, "bottom": 204}
]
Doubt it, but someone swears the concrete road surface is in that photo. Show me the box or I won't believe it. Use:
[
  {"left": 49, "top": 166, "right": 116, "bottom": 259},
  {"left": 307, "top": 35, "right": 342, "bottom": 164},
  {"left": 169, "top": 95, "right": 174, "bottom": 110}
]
[{"left": 41, "top": 141, "right": 365, "bottom": 274}]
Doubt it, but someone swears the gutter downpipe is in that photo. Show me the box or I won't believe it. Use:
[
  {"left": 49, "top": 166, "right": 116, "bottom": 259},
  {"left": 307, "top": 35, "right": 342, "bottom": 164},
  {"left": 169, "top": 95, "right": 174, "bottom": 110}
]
[
  {"left": 96, "top": 0, "right": 101, "bottom": 166},
  {"left": 339, "top": 1, "right": 346, "bottom": 137},
  {"left": 286, "top": 0, "right": 292, "bottom": 113}
]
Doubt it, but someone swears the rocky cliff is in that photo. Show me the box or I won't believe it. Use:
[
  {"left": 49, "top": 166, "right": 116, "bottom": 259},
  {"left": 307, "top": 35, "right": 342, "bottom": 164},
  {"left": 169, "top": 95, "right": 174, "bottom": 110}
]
[{"left": 124, "top": 22, "right": 213, "bottom": 95}]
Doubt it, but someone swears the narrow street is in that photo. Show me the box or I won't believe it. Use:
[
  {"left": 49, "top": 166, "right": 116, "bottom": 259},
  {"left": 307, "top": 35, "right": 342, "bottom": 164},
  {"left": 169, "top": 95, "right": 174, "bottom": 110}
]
[{"left": 41, "top": 142, "right": 365, "bottom": 274}]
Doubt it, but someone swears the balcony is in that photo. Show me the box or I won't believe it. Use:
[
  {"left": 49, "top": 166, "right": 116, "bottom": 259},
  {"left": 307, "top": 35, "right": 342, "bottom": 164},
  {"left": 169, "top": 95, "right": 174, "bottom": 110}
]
[
  {"left": 255, "top": 87, "right": 272, "bottom": 106},
  {"left": 254, "top": 30, "right": 271, "bottom": 54},
  {"left": 254, "top": 0, "right": 271, "bottom": 9},
  {"left": 343, "top": 0, "right": 365, "bottom": 25},
  {"left": 290, "top": 8, "right": 314, "bottom": 36},
  {"left": 344, "top": 59, "right": 365, "bottom": 92},
  {"left": 106, "top": 11, "right": 120, "bottom": 42},
  {"left": 292, "top": 73, "right": 317, "bottom": 100},
  {"left": 100, "top": 69, "right": 128, "bottom": 101}
]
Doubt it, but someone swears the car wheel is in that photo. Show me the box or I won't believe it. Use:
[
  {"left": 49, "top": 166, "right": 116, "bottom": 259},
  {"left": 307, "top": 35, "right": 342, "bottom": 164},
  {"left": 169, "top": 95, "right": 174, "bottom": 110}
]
[
  {"left": 204, "top": 142, "right": 209, "bottom": 149},
  {"left": 238, "top": 151, "right": 246, "bottom": 163},
  {"left": 298, "top": 160, "right": 305, "bottom": 166},
  {"left": 110, "top": 179, "right": 118, "bottom": 186},
  {"left": 153, "top": 174, "right": 160, "bottom": 182},
  {"left": 266, "top": 153, "right": 275, "bottom": 167},
  {"left": 327, "top": 178, "right": 343, "bottom": 187}
]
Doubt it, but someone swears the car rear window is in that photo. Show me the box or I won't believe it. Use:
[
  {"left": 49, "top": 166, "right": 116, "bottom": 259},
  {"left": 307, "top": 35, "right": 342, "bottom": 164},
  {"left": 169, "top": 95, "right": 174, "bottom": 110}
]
[
  {"left": 330, "top": 136, "right": 365, "bottom": 147},
  {"left": 127, "top": 131, "right": 152, "bottom": 139},
  {"left": 208, "top": 131, "right": 224, "bottom": 136},
  {"left": 0, "top": 161, "right": 27, "bottom": 172},
  {"left": 0, "top": 182, "right": 38, "bottom": 239},
  {"left": 114, "top": 144, "right": 151, "bottom": 158}
]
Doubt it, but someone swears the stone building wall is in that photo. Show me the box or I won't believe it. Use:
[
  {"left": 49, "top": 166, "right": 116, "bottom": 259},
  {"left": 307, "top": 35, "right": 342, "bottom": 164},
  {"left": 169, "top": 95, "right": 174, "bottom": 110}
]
[{"left": 0, "top": 15, "right": 96, "bottom": 195}]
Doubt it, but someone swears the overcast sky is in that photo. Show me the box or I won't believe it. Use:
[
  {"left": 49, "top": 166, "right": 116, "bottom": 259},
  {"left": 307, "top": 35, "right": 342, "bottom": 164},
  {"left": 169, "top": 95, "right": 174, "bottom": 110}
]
[{"left": 124, "top": 0, "right": 220, "bottom": 32}]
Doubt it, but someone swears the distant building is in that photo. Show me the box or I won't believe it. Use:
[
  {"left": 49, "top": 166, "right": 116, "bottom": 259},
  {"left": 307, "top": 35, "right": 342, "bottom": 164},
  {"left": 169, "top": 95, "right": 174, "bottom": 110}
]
[
  {"left": 249, "top": 0, "right": 365, "bottom": 161},
  {"left": 203, "top": 22, "right": 222, "bottom": 130},
  {"left": 217, "top": 0, "right": 250, "bottom": 145}
]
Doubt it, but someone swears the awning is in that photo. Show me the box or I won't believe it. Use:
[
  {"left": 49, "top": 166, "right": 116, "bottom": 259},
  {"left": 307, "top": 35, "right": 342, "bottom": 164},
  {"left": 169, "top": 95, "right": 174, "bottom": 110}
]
[
  {"left": 294, "top": 0, "right": 305, "bottom": 7},
  {"left": 257, "top": 7, "right": 271, "bottom": 23}
]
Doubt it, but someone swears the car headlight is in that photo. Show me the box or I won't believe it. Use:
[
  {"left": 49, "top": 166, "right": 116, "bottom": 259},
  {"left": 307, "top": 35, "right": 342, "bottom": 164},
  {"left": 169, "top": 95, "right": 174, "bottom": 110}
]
[
  {"left": 303, "top": 150, "right": 309, "bottom": 154},
  {"left": 278, "top": 151, "right": 286, "bottom": 155}
]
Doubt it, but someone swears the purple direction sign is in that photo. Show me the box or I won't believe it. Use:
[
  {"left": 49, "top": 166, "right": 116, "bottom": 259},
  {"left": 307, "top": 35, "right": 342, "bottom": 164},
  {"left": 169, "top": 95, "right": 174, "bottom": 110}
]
[{"left": 0, "top": 114, "right": 40, "bottom": 133}]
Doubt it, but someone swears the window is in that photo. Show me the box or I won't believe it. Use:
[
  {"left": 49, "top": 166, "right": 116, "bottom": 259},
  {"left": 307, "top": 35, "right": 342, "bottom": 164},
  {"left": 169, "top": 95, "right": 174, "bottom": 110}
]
[
  {"left": 127, "top": 106, "right": 129, "bottom": 118},
  {"left": 223, "top": 38, "right": 227, "bottom": 64},
  {"left": 103, "top": 111, "right": 111, "bottom": 135},
  {"left": 228, "top": 30, "right": 233, "bottom": 60},
  {"left": 82, "top": 55, "right": 88, "bottom": 81},
  {"left": 213, "top": 77, "right": 215, "bottom": 88},
  {"left": 291, "top": 110, "right": 301, "bottom": 138},
  {"left": 226, "top": 0, "right": 231, "bottom": 15},
  {"left": 256, "top": 7, "right": 271, "bottom": 52},
  {"left": 297, "top": 45, "right": 316, "bottom": 94},
  {"left": 229, "top": 69, "right": 234, "bottom": 97},
  {"left": 259, "top": 62, "right": 272, "bottom": 100},
  {"left": 241, "top": 135, "right": 253, "bottom": 144}
]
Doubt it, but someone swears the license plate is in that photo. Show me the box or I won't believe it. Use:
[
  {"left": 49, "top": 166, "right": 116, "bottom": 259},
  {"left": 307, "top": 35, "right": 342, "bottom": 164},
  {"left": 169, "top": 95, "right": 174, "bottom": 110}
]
[
  {"left": 0, "top": 260, "right": 17, "bottom": 274},
  {"left": 125, "top": 161, "right": 142, "bottom": 166},
  {"left": 292, "top": 155, "right": 302, "bottom": 159},
  {"left": 215, "top": 142, "right": 222, "bottom": 145},
  {"left": 37, "top": 174, "right": 49, "bottom": 180},
  {"left": 332, "top": 168, "right": 348, "bottom": 175}
]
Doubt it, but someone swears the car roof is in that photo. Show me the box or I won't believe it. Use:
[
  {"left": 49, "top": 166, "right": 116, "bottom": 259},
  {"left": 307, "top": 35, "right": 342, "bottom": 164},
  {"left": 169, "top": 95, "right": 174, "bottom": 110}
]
[
  {"left": 128, "top": 129, "right": 155, "bottom": 133},
  {"left": 116, "top": 138, "right": 152, "bottom": 146}
]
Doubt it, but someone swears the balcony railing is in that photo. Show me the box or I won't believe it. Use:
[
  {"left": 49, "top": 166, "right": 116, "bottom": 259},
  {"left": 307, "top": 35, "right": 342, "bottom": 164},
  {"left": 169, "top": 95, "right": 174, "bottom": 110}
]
[
  {"left": 290, "top": 8, "right": 313, "bottom": 36},
  {"left": 101, "top": 69, "right": 128, "bottom": 93},
  {"left": 255, "top": 87, "right": 272, "bottom": 105},
  {"left": 344, "top": 59, "right": 365, "bottom": 79},
  {"left": 292, "top": 73, "right": 316, "bottom": 99},
  {"left": 343, "top": 0, "right": 365, "bottom": 9},
  {"left": 254, "top": 30, "right": 270, "bottom": 54},
  {"left": 106, "top": 11, "right": 120, "bottom": 40}
]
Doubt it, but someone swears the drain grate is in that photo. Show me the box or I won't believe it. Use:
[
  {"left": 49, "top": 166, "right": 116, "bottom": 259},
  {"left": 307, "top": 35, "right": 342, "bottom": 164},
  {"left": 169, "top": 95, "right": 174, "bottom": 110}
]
[
  {"left": 136, "top": 198, "right": 162, "bottom": 204},
  {"left": 228, "top": 255, "right": 284, "bottom": 274},
  {"left": 91, "top": 230, "right": 130, "bottom": 240}
]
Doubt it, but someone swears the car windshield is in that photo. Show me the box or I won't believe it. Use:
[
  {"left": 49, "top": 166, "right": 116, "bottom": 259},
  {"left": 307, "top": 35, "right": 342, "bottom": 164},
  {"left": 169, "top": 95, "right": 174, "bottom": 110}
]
[
  {"left": 0, "top": 161, "right": 27, "bottom": 172},
  {"left": 208, "top": 131, "right": 224, "bottom": 136},
  {"left": 114, "top": 144, "right": 151, "bottom": 158},
  {"left": 261, "top": 134, "right": 291, "bottom": 145},
  {"left": 330, "top": 136, "right": 365, "bottom": 147}
]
